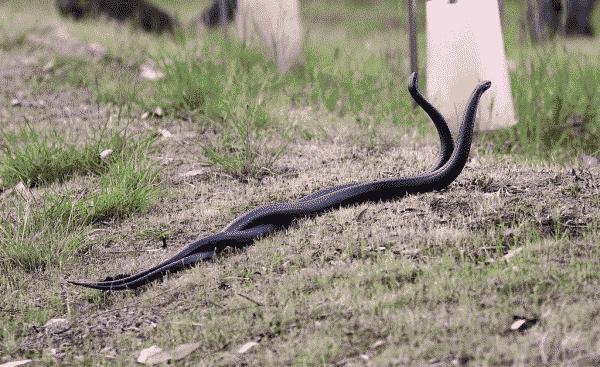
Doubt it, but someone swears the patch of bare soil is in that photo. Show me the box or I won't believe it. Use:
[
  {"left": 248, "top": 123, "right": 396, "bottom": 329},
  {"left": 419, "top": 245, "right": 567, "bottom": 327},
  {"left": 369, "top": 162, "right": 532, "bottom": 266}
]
[{"left": 0, "top": 25, "right": 108, "bottom": 127}]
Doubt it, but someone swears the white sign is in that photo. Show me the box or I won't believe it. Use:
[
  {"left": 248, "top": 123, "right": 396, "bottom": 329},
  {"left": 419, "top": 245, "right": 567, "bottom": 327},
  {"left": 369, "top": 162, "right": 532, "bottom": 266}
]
[
  {"left": 426, "top": 0, "right": 517, "bottom": 131},
  {"left": 236, "top": 0, "right": 303, "bottom": 73}
]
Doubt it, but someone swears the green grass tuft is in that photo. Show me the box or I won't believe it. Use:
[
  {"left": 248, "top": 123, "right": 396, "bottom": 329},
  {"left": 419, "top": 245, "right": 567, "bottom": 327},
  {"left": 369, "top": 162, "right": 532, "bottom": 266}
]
[
  {"left": 484, "top": 48, "right": 600, "bottom": 158},
  {"left": 0, "top": 129, "right": 160, "bottom": 271},
  {"left": 153, "top": 38, "right": 276, "bottom": 120},
  {"left": 290, "top": 46, "right": 412, "bottom": 123},
  {"left": 153, "top": 38, "right": 287, "bottom": 178},
  {"left": 87, "top": 156, "right": 160, "bottom": 222},
  {"left": 0, "top": 125, "right": 148, "bottom": 188},
  {"left": 0, "top": 196, "right": 86, "bottom": 272}
]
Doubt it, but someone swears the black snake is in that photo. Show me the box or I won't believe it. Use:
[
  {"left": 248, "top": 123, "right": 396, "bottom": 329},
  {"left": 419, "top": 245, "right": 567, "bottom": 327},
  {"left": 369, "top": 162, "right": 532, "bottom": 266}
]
[{"left": 69, "top": 73, "right": 491, "bottom": 290}]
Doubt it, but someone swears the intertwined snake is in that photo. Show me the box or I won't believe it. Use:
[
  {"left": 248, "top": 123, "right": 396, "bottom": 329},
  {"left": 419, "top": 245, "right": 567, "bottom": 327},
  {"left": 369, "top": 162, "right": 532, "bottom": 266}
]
[{"left": 69, "top": 73, "right": 491, "bottom": 290}]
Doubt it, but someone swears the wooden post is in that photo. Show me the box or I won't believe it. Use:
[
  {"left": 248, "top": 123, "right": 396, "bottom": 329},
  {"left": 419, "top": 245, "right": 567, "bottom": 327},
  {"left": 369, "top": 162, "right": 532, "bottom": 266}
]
[{"left": 407, "top": 0, "right": 418, "bottom": 108}]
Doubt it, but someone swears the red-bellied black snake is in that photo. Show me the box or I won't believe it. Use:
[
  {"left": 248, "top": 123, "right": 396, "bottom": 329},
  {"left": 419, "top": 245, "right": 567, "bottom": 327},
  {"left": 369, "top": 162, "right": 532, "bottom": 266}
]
[{"left": 69, "top": 73, "right": 491, "bottom": 290}]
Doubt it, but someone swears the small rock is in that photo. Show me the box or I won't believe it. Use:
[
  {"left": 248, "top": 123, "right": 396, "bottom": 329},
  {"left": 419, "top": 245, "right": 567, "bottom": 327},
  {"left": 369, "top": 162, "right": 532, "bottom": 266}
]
[
  {"left": 44, "top": 318, "right": 70, "bottom": 334},
  {"left": 140, "top": 61, "right": 164, "bottom": 81},
  {"left": 43, "top": 60, "right": 55, "bottom": 72},
  {"left": 510, "top": 319, "right": 527, "bottom": 331},
  {"left": 10, "top": 98, "right": 21, "bottom": 107},
  {"left": 237, "top": 341, "right": 258, "bottom": 354},
  {"left": 158, "top": 129, "right": 172, "bottom": 138},
  {"left": 141, "top": 111, "right": 150, "bottom": 120},
  {"left": 100, "top": 149, "right": 113, "bottom": 161},
  {"left": 138, "top": 343, "right": 200, "bottom": 365},
  {"left": 0, "top": 360, "right": 33, "bottom": 367},
  {"left": 510, "top": 316, "right": 538, "bottom": 332},
  {"left": 153, "top": 107, "right": 164, "bottom": 117}
]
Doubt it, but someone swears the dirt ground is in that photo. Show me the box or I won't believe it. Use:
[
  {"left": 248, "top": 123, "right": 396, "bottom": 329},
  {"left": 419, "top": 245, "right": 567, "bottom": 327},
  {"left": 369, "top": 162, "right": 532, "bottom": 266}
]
[{"left": 2, "top": 3, "right": 600, "bottom": 367}]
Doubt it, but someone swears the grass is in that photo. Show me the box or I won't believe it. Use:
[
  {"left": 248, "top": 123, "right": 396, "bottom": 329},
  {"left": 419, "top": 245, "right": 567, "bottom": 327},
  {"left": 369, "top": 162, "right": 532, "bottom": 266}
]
[
  {"left": 290, "top": 46, "right": 412, "bottom": 123},
  {"left": 0, "top": 126, "right": 160, "bottom": 272},
  {"left": 1, "top": 0, "right": 600, "bottom": 365},
  {"left": 147, "top": 34, "right": 412, "bottom": 176},
  {"left": 0, "top": 124, "right": 135, "bottom": 188},
  {"left": 0, "top": 195, "right": 87, "bottom": 272},
  {"left": 41, "top": 147, "right": 160, "bottom": 227},
  {"left": 152, "top": 34, "right": 413, "bottom": 123},
  {"left": 153, "top": 38, "right": 289, "bottom": 178},
  {"left": 485, "top": 47, "right": 600, "bottom": 158},
  {"left": 33, "top": 53, "right": 143, "bottom": 106},
  {"left": 202, "top": 102, "right": 288, "bottom": 179},
  {"left": 152, "top": 38, "right": 273, "bottom": 118},
  {"left": 36, "top": 0, "right": 598, "bottom": 163},
  {"left": 128, "top": 208, "right": 600, "bottom": 365}
]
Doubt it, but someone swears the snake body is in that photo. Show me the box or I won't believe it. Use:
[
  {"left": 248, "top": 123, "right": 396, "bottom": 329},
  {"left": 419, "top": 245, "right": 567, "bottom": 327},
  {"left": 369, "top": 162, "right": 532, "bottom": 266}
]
[{"left": 69, "top": 74, "right": 491, "bottom": 291}]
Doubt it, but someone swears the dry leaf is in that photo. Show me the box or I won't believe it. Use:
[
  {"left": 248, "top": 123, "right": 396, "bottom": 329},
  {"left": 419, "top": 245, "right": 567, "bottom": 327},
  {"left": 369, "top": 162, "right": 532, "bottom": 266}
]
[
  {"left": 43, "top": 60, "right": 55, "bottom": 72},
  {"left": 370, "top": 340, "right": 385, "bottom": 349},
  {"left": 510, "top": 316, "right": 537, "bottom": 332},
  {"left": 237, "top": 341, "right": 258, "bottom": 354},
  {"left": 100, "top": 149, "right": 113, "bottom": 161},
  {"left": 138, "top": 343, "right": 200, "bottom": 366},
  {"left": 137, "top": 345, "right": 163, "bottom": 364},
  {"left": 0, "top": 360, "right": 33, "bottom": 367}
]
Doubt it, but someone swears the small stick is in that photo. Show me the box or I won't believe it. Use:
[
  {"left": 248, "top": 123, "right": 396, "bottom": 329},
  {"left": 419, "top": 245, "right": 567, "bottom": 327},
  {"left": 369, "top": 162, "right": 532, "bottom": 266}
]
[
  {"left": 406, "top": 0, "right": 418, "bottom": 109},
  {"left": 236, "top": 292, "right": 263, "bottom": 307},
  {"left": 102, "top": 249, "right": 163, "bottom": 254}
]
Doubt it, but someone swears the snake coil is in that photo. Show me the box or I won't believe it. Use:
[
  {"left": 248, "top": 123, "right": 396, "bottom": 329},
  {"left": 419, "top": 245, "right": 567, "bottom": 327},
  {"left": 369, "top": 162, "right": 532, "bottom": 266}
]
[{"left": 69, "top": 73, "right": 491, "bottom": 290}]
